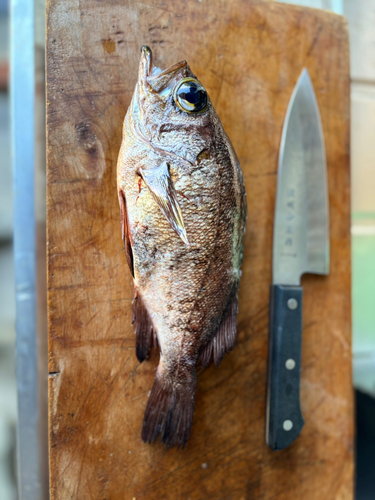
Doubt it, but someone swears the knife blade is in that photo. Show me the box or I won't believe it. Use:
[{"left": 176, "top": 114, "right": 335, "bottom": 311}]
[{"left": 265, "top": 68, "right": 329, "bottom": 451}]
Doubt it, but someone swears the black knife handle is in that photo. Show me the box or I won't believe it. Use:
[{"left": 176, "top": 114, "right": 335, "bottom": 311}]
[{"left": 266, "top": 284, "right": 304, "bottom": 450}]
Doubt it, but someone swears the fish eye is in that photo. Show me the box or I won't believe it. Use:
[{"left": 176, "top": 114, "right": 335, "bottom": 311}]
[{"left": 173, "top": 78, "right": 208, "bottom": 113}]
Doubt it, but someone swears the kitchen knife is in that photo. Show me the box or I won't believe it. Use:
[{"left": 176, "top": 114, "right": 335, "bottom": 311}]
[{"left": 265, "top": 68, "right": 329, "bottom": 451}]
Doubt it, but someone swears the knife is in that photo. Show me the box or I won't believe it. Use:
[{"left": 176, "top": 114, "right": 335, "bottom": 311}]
[{"left": 265, "top": 69, "right": 330, "bottom": 451}]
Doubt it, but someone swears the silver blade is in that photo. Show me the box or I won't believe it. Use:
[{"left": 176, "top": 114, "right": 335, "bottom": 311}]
[{"left": 273, "top": 69, "right": 329, "bottom": 286}]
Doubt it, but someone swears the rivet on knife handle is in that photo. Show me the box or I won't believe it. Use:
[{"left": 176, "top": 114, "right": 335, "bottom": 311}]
[{"left": 266, "top": 285, "right": 304, "bottom": 450}]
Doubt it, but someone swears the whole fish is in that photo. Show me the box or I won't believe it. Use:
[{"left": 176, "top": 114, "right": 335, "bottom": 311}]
[{"left": 117, "top": 46, "right": 247, "bottom": 448}]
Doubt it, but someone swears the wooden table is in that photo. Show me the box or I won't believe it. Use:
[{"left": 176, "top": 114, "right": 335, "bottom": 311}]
[{"left": 47, "top": 1, "right": 353, "bottom": 498}]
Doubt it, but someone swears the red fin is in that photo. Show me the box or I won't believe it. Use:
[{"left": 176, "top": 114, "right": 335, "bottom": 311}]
[
  {"left": 132, "top": 289, "right": 158, "bottom": 362},
  {"left": 118, "top": 189, "right": 134, "bottom": 277},
  {"left": 142, "top": 365, "right": 197, "bottom": 449},
  {"left": 199, "top": 291, "right": 239, "bottom": 368}
]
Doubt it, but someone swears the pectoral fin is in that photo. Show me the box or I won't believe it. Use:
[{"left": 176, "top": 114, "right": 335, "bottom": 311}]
[{"left": 139, "top": 162, "right": 189, "bottom": 246}]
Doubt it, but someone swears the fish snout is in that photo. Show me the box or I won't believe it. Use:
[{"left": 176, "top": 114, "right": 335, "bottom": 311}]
[
  {"left": 139, "top": 45, "right": 153, "bottom": 83},
  {"left": 137, "top": 46, "right": 154, "bottom": 109}
]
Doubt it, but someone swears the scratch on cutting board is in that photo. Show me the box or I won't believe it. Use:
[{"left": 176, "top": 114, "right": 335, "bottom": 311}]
[{"left": 50, "top": 359, "right": 64, "bottom": 433}]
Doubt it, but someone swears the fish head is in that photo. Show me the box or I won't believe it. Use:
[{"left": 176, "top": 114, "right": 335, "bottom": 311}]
[{"left": 129, "top": 46, "right": 217, "bottom": 163}]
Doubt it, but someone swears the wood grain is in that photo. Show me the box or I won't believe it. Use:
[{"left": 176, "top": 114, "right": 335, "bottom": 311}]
[{"left": 47, "top": 1, "right": 353, "bottom": 498}]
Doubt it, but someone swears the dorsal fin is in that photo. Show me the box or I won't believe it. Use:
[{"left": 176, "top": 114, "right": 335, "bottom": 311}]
[
  {"left": 118, "top": 189, "right": 134, "bottom": 277},
  {"left": 139, "top": 162, "right": 189, "bottom": 246}
]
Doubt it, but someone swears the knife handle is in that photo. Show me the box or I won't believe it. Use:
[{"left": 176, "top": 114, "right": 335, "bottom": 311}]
[{"left": 266, "top": 284, "right": 304, "bottom": 450}]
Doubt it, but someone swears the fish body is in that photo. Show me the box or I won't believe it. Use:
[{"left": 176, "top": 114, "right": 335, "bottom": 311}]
[{"left": 117, "top": 46, "right": 247, "bottom": 448}]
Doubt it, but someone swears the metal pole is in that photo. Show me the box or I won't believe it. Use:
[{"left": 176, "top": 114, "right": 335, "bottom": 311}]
[{"left": 10, "top": 0, "right": 47, "bottom": 498}]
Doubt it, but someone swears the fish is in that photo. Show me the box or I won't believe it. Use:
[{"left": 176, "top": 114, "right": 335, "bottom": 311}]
[{"left": 117, "top": 46, "right": 247, "bottom": 448}]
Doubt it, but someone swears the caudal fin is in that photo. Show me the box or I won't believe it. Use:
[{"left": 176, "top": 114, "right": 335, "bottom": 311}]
[{"left": 141, "top": 366, "right": 197, "bottom": 449}]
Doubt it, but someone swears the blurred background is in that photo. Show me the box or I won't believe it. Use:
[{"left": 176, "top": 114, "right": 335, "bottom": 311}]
[
  {"left": 0, "top": 0, "right": 374, "bottom": 498},
  {"left": 0, "top": 0, "right": 17, "bottom": 498}
]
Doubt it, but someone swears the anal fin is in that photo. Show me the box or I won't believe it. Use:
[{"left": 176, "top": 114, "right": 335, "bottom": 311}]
[
  {"left": 132, "top": 289, "right": 159, "bottom": 362},
  {"left": 199, "top": 290, "right": 238, "bottom": 368}
]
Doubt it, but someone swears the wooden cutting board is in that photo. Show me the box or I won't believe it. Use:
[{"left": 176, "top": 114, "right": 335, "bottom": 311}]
[{"left": 46, "top": 1, "right": 353, "bottom": 498}]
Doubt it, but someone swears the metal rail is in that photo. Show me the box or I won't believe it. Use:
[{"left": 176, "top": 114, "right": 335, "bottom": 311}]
[{"left": 10, "top": 0, "right": 47, "bottom": 498}]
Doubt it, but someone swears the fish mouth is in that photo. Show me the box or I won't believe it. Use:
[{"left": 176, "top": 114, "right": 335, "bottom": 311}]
[
  {"left": 140, "top": 45, "right": 153, "bottom": 77},
  {"left": 148, "top": 60, "right": 187, "bottom": 81},
  {"left": 139, "top": 46, "right": 189, "bottom": 92},
  {"left": 140, "top": 45, "right": 187, "bottom": 78}
]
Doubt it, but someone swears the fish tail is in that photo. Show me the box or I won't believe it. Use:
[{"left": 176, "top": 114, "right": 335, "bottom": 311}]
[{"left": 141, "top": 363, "right": 197, "bottom": 449}]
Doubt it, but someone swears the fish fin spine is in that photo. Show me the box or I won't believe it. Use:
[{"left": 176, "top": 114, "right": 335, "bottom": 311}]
[
  {"left": 199, "top": 290, "right": 238, "bottom": 368},
  {"left": 142, "top": 365, "right": 197, "bottom": 449},
  {"left": 132, "top": 289, "right": 159, "bottom": 362}
]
